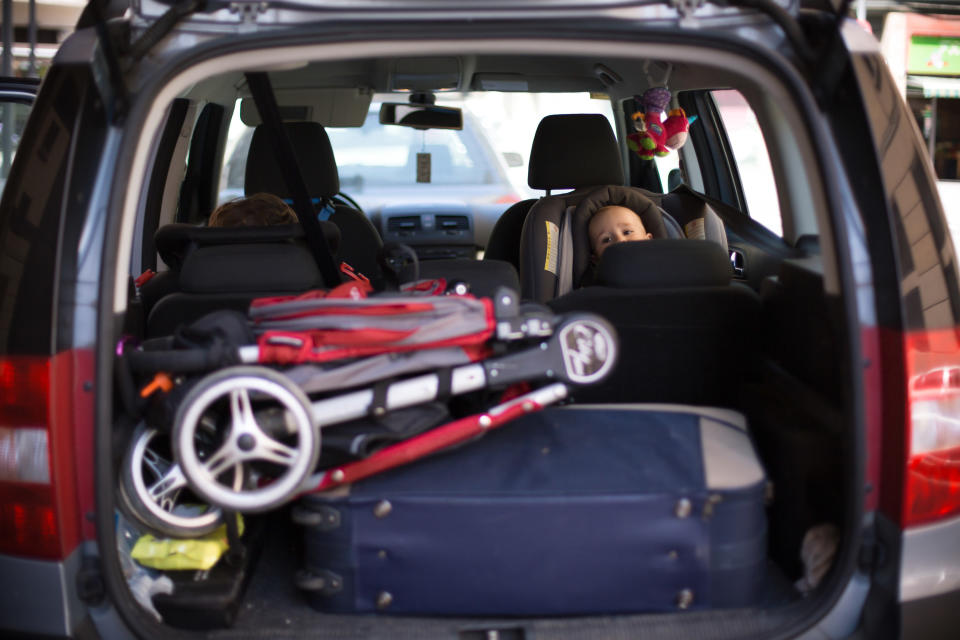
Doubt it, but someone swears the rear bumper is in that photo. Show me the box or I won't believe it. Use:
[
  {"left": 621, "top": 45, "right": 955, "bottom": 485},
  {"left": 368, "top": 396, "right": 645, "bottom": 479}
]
[
  {"left": 900, "top": 513, "right": 960, "bottom": 602},
  {"left": 901, "top": 587, "right": 960, "bottom": 640},
  {"left": 900, "top": 513, "right": 960, "bottom": 639},
  {"left": 0, "top": 547, "right": 85, "bottom": 636}
]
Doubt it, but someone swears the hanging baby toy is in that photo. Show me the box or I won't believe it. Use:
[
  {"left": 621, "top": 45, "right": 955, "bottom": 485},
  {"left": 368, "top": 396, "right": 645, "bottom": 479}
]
[{"left": 626, "top": 85, "right": 695, "bottom": 161}]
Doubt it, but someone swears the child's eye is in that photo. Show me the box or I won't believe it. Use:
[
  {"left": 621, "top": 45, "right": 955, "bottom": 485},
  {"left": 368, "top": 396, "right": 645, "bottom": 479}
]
[{"left": 623, "top": 229, "right": 633, "bottom": 236}]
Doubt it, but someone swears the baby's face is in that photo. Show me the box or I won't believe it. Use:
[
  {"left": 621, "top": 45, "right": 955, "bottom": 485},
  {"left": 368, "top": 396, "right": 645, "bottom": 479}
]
[{"left": 588, "top": 206, "right": 653, "bottom": 260}]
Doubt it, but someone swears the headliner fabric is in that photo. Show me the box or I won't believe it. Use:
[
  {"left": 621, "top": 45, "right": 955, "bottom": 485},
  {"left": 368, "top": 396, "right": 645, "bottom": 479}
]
[
  {"left": 527, "top": 114, "right": 624, "bottom": 190},
  {"left": 596, "top": 239, "right": 732, "bottom": 289},
  {"left": 245, "top": 122, "right": 340, "bottom": 198}
]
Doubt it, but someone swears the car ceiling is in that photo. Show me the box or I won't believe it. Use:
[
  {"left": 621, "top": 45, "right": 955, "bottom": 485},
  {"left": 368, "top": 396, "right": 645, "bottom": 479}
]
[{"left": 184, "top": 54, "right": 745, "bottom": 107}]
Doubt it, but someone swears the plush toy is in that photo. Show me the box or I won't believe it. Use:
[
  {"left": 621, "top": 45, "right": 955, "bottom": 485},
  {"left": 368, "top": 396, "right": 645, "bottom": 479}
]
[{"left": 626, "top": 87, "right": 694, "bottom": 161}]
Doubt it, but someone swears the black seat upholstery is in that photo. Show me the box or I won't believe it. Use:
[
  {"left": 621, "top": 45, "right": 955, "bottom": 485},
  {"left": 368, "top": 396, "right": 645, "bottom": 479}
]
[
  {"left": 549, "top": 239, "right": 759, "bottom": 406},
  {"left": 245, "top": 121, "right": 383, "bottom": 283},
  {"left": 145, "top": 223, "right": 339, "bottom": 337}
]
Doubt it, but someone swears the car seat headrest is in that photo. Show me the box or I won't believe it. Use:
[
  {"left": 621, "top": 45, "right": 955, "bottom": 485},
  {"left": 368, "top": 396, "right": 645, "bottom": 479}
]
[
  {"left": 179, "top": 243, "right": 326, "bottom": 294},
  {"left": 527, "top": 114, "right": 624, "bottom": 190},
  {"left": 245, "top": 122, "right": 340, "bottom": 199},
  {"left": 596, "top": 239, "right": 732, "bottom": 289},
  {"left": 155, "top": 222, "right": 341, "bottom": 271}
]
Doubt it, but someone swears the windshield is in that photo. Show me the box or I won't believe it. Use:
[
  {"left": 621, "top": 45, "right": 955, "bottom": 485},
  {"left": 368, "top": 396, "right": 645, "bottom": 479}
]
[
  {"left": 330, "top": 118, "right": 492, "bottom": 188},
  {"left": 219, "top": 91, "right": 614, "bottom": 210}
]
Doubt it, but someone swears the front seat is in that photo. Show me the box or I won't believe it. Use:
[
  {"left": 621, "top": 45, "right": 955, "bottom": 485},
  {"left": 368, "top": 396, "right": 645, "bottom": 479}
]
[{"left": 245, "top": 121, "right": 383, "bottom": 283}]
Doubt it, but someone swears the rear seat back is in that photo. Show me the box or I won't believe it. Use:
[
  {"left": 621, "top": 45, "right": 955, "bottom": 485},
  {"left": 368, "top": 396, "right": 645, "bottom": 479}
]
[
  {"left": 548, "top": 239, "right": 759, "bottom": 406},
  {"left": 145, "top": 223, "right": 339, "bottom": 337}
]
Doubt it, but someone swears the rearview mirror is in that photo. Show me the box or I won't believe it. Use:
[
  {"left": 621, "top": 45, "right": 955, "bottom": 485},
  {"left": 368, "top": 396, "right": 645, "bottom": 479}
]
[{"left": 379, "top": 103, "right": 463, "bottom": 130}]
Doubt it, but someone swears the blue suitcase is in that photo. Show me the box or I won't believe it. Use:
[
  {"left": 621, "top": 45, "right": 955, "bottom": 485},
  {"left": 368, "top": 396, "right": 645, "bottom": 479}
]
[{"left": 293, "top": 405, "right": 768, "bottom": 616}]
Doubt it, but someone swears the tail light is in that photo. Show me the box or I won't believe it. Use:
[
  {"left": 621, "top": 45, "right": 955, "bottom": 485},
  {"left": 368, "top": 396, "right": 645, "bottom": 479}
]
[
  {"left": 903, "top": 330, "right": 960, "bottom": 527},
  {"left": 0, "top": 356, "right": 70, "bottom": 559}
]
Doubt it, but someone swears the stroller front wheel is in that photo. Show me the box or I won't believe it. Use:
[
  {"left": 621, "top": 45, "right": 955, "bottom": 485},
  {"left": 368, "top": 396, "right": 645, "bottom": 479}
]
[{"left": 174, "top": 366, "right": 318, "bottom": 513}]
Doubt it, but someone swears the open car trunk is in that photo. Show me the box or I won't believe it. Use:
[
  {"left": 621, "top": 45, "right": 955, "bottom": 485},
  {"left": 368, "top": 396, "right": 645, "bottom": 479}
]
[{"left": 97, "top": 7, "right": 867, "bottom": 639}]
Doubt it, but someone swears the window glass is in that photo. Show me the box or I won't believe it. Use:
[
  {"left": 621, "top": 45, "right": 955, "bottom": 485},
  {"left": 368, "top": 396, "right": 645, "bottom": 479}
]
[
  {"left": 0, "top": 101, "right": 34, "bottom": 197},
  {"left": 712, "top": 90, "right": 782, "bottom": 236},
  {"left": 218, "top": 92, "right": 614, "bottom": 210},
  {"left": 908, "top": 94, "right": 960, "bottom": 181}
]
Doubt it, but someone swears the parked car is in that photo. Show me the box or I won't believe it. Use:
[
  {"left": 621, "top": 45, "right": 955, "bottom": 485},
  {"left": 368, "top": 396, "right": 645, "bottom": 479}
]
[{"left": 0, "top": 1, "right": 958, "bottom": 638}]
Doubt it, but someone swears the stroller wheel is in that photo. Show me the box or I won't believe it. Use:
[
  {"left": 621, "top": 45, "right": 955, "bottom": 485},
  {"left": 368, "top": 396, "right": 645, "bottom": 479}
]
[
  {"left": 174, "top": 366, "right": 318, "bottom": 513},
  {"left": 118, "top": 424, "right": 242, "bottom": 538}
]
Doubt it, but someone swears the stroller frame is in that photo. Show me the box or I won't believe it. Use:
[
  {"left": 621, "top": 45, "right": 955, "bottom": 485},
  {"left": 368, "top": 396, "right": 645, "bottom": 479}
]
[{"left": 122, "top": 286, "right": 618, "bottom": 536}]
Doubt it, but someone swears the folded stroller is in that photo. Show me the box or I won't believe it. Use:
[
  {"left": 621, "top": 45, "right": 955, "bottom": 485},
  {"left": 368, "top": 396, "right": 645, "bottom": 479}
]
[{"left": 119, "top": 279, "right": 617, "bottom": 539}]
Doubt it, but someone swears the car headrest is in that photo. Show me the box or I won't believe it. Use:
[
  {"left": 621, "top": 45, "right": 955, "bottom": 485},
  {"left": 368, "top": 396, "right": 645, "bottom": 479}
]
[
  {"left": 179, "top": 243, "right": 326, "bottom": 294},
  {"left": 155, "top": 222, "right": 340, "bottom": 271},
  {"left": 244, "top": 122, "right": 340, "bottom": 199},
  {"left": 596, "top": 239, "right": 732, "bottom": 289},
  {"left": 527, "top": 114, "right": 624, "bottom": 190}
]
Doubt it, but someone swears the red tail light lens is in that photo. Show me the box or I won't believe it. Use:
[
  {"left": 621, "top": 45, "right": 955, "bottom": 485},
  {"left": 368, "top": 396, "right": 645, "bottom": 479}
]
[
  {"left": 0, "top": 357, "right": 63, "bottom": 558},
  {"left": 904, "top": 331, "right": 960, "bottom": 527}
]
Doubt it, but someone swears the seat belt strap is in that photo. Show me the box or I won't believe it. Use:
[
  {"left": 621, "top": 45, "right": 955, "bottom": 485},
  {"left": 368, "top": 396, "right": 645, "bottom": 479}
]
[{"left": 245, "top": 72, "right": 341, "bottom": 286}]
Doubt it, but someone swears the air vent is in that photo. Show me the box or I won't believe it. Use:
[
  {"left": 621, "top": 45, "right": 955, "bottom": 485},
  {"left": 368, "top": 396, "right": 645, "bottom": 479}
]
[
  {"left": 387, "top": 216, "right": 422, "bottom": 232},
  {"left": 436, "top": 215, "right": 469, "bottom": 231}
]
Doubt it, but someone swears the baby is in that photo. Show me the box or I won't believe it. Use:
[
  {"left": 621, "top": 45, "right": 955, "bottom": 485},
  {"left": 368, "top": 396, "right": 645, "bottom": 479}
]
[{"left": 588, "top": 204, "right": 653, "bottom": 262}]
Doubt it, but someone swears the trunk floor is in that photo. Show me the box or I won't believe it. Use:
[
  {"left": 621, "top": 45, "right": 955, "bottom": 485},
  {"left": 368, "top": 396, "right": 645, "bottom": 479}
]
[{"left": 194, "top": 509, "right": 803, "bottom": 639}]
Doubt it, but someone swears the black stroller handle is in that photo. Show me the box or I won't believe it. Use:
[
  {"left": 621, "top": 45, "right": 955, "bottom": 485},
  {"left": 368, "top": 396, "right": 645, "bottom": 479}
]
[{"left": 125, "top": 347, "right": 232, "bottom": 374}]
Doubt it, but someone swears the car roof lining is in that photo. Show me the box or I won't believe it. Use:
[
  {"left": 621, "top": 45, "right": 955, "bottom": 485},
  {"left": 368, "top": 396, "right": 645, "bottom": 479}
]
[
  {"left": 181, "top": 54, "right": 748, "bottom": 105},
  {"left": 116, "top": 37, "right": 837, "bottom": 312}
]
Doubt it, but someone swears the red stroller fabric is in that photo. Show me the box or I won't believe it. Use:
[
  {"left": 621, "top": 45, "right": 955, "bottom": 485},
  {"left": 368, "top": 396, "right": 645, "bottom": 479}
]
[{"left": 249, "top": 280, "right": 495, "bottom": 365}]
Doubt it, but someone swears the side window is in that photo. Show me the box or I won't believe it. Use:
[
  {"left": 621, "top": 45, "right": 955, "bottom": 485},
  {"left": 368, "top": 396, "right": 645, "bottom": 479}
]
[
  {"left": 0, "top": 96, "right": 35, "bottom": 199},
  {"left": 0, "top": 71, "right": 81, "bottom": 354},
  {"left": 711, "top": 90, "right": 782, "bottom": 236}
]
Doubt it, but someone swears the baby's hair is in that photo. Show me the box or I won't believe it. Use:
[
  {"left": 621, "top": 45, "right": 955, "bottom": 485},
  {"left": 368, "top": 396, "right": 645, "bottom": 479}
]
[{"left": 208, "top": 192, "right": 298, "bottom": 227}]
